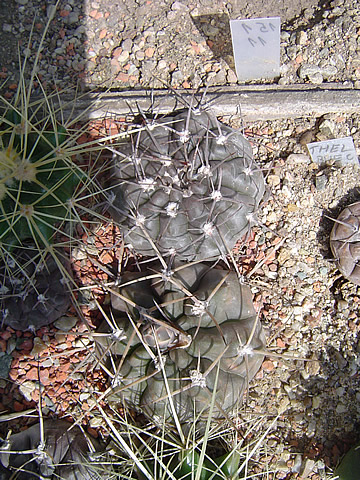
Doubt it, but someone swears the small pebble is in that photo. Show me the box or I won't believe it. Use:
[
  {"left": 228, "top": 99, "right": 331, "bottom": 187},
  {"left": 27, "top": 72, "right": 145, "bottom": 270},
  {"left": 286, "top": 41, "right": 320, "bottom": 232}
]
[
  {"left": 315, "top": 174, "right": 328, "bottom": 190},
  {"left": 227, "top": 69, "right": 237, "bottom": 83},
  {"left": 318, "top": 119, "right": 335, "bottom": 137},
  {"left": 54, "top": 316, "right": 78, "bottom": 332},
  {"left": 89, "top": 417, "right": 105, "bottom": 428},
  {"left": 299, "top": 130, "right": 316, "bottom": 145},
  {"left": 19, "top": 381, "right": 37, "bottom": 402},
  {"left": 300, "top": 459, "right": 315, "bottom": 478},
  {"left": 267, "top": 174, "right": 281, "bottom": 187},
  {"left": 296, "top": 31, "right": 308, "bottom": 45},
  {"left": 30, "top": 337, "right": 48, "bottom": 356},
  {"left": 121, "top": 38, "right": 133, "bottom": 52}
]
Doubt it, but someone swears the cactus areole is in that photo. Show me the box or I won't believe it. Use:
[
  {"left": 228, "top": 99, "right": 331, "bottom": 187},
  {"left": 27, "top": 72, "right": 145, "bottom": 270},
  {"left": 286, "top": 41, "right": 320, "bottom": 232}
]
[
  {"left": 110, "top": 108, "right": 265, "bottom": 260},
  {"left": 97, "top": 262, "right": 266, "bottom": 426}
]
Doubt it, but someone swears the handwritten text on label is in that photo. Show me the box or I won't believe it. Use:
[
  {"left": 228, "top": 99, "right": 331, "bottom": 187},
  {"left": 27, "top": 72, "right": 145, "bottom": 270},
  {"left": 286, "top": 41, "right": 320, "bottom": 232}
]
[
  {"left": 307, "top": 137, "right": 358, "bottom": 166},
  {"left": 230, "top": 17, "right": 280, "bottom": 81}
]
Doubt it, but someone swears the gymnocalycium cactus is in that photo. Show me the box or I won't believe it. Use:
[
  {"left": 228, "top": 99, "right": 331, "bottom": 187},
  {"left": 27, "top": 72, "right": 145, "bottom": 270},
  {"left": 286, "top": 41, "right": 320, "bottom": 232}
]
[
  {"left": 109, "top": 107, "right": 265, "bottom": 261},
  {"left": 0, "top": 419, "right": 105, "bottom": 480},
  {"left": 96, "top": 260, "right": 265, "bottom": 427},
  {"left": 330, "top": 201, "right": 360, "bottom": 285},
  {"left": 0, "top": 246, "right": 71, "bottom": 331}
]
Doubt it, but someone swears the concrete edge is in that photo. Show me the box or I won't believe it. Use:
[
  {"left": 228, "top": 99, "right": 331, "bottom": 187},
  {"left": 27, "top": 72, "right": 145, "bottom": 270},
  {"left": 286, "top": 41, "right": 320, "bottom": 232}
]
[{"left": 56, "top": 83, "right": 360, "bottom": 121}]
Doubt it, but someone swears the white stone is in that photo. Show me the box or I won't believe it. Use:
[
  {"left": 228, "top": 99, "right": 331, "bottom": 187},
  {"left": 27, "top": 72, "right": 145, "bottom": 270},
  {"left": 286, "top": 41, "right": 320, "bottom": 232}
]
[{"left": 19, "top": 381, "right": 36, "bottom": 402}]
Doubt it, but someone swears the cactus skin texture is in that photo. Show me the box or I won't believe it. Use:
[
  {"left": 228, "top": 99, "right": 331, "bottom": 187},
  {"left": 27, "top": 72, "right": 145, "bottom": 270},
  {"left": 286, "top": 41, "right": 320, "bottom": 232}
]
[
  {"left": 0, "top": 420, "right": 103, "bottom": 480},
  {"left": 0, "top": 109, "right": 82, "bottom": 251},
  {"left": 330, "top": 201, "right": 360, "bottom": 285},
  {"left": 0, "top": 247, "right": 71, "bottom": 331},
  {"left": 97, "top": 261, "right": 265, "bottom": 427},
  {"left": 109, "top": 108, "right": 265, "bottom": 261},
  {"left": 334, "top": 441, "right": 360, "bottom": 480},
  {"left": 139, "top": 448, "right": 241, "bottom": 480}
]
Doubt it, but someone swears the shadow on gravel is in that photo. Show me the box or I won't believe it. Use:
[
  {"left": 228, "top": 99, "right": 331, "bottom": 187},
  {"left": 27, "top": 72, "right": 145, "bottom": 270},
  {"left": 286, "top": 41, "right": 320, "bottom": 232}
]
[
  {"left": 0, "top": 0, "right": 87, "bottom": 96},
  {"left": 0, "top": 0, "right": 17, "bottom": 73},
  {"left": 291, "top": 345, "right": 360, "bottom": 471},
  {"left": 191, "top": 14, "right": 235, "bottom": 69}
]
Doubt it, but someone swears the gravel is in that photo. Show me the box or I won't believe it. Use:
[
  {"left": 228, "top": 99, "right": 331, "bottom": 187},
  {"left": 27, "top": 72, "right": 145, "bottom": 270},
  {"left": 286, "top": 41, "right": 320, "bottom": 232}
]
[
  {"left": 1, "top": 0, "right": 360, "bottom": 478},
  {"left": 0, "top": 0, "right": 359, "bottom": 90},
  {"left": 228, "top": 112, "right": 360, "bottom": 478}
]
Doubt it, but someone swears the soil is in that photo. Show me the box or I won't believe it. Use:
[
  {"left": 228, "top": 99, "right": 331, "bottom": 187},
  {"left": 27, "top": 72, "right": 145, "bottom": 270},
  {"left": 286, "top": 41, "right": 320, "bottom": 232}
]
[{"left": 1, "top": 0, "right": 360, "bottom": 479}]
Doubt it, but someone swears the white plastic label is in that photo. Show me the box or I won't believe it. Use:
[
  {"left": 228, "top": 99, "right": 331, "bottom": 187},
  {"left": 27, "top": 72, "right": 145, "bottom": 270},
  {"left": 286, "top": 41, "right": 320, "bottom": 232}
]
[
  {"left": 307, "top": 137, "right": 358, "bottom": 166},
  {"left": 230, "top": 17, "right": 280, "bottom": 81}
]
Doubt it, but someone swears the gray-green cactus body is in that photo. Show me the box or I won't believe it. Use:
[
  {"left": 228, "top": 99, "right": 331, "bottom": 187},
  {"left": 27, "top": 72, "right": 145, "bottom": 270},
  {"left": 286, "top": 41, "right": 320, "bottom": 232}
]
[
  {"left": 97, "top": 262, "right": 265, "bottom": 426},
  {"left": 330, "top": 201, "right": 360, "bottom": 285},
  {"left": 0, "top": 420, "right": 104, "bottom": 480},
  {"left": 109, "top": 109, "right": 265, "bottom": 260},
  {"left": 0, "top": 247, "right": 71, "bottom": 331}
]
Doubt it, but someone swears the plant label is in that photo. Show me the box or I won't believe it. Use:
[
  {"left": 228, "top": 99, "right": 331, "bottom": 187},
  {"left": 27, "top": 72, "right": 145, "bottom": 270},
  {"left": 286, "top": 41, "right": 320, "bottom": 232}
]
[
  {"left": 229, "top": 17, "right": 280, "bottom": 81},
  {"left": 307, "top": 137, "right": 358, "bottom": 166}
]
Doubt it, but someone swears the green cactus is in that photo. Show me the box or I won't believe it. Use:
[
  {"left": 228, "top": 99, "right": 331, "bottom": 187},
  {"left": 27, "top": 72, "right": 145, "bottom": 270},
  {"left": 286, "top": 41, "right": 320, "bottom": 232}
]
[
  {"left": 334, "top": 441, "right": 360, "bottom": 480},
  {"left": 0, "top": 42, "right": 124, "bottom": 330},
  {"left": 138, "top": 446, "right": 242, "bottom": 480},
  {"left": 109, "top": 107, "right": 265, "bottom": 261},
  {"left": 0, "top": 108, "right": 84, "bottom": 252},
  {"left": 96, "top": 260, "right": 265, "bottom": 428}
]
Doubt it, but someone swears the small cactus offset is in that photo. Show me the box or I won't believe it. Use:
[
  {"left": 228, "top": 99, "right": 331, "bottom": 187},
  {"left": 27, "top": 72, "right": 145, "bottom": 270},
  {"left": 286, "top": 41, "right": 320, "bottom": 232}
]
[
  {"left": 329, "top": 201, "right": 360, "bottom": 285},
  {"left": 109, "top": 107, "right": 265, "bottom": 261},
  {"left": 0, "top": 246, "right": 71, "bottom": 331},
  {"left": 96, "top": 260, "right": 265, "bottom": 427}
]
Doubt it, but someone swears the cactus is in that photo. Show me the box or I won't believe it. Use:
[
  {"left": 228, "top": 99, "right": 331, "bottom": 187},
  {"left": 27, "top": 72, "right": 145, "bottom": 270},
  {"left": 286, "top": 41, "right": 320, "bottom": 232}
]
[
  {"left": 0, "top": 107, "right": 84, "bottom": 253},
  {"left": 96, "top": 260, "right": 265, "bottom": 427},
  {"left": 137, "top": 443, "right": 242, "bottom": 480},
  {"left": 109, "top": 107, "right": 265, "bottom": 261},
  {"left": 329, "top": 201, "right": 360, "bottom": 285},
  {"left": 0, "top": 419, "right": 106, "bottom": 480},
  {"left": 0, "top": 29, "right": 126, "bottom": 330},
  {"left": 95, "top": 395, "right": 278, "bottom": 480},
  {"left": 334, "top": 441, "right": 360, "bottom": 480},
  {"left": 0, "top": 104, "right": 82, "bottom": 332},
  {"left": 0, "top": 246, "right": 71, "bottom": 331}
]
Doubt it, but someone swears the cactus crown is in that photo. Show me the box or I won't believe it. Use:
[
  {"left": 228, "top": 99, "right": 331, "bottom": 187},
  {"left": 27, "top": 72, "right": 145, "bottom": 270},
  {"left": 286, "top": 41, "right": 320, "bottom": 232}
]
[{"left": 109, "top": 106, "right": 265, "bottom": 261}]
